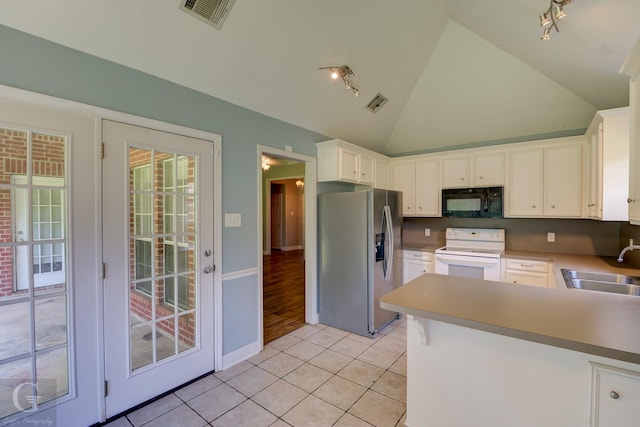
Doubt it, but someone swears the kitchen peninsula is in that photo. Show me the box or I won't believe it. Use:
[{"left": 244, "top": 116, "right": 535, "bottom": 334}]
[{"left": 381, "top": 273, "right": 640, "bottom": 427}]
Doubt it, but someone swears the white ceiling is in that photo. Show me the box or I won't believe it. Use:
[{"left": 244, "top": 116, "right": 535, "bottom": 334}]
[{"left": 1, "top": 0, "right": 639, "bottom": 155}]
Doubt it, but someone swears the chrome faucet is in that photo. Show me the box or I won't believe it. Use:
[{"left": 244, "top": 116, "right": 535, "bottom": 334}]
[{"left": 617, "top": 244, "right": 640, "bottom": 262}]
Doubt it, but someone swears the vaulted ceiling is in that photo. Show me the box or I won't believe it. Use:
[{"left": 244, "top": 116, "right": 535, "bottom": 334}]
[{"left": 1, "top": 0, "right": 639, "bottom": 155}]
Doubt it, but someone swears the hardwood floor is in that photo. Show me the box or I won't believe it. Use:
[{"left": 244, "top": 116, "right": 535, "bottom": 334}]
[{"left": 263, "top": 249, "right": 305, "bottom": 344}]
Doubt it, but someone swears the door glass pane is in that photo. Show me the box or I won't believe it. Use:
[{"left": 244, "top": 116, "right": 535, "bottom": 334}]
[
  {"left": 156, "top": 319, "right": 176, "bottom": 362},
  {"left": 36, "top": 347, "right": 69, "bottom": 404},
  {"left": 0, "top": 127, "right": 71, "bottom": 422},
  {"left": 35, "top": 296, "right": 67, "bottom": 351},
  {"left": 130, "top": 323, "right": 153, "bottom": 370},
  {"left": 0, "top": 357, "right": 33, "bottom": 418},
  {"left": 32, "top": 133, "right": 65, "bottom": 184},
  {"left": 178, "top": 312, "right": 195, "bottom": 353},
  {"left": 0, "top": 301, "right": 31, "bottom": 359},
  {"left": 128, "top": 147, "right": 199, "bottom": 372}
]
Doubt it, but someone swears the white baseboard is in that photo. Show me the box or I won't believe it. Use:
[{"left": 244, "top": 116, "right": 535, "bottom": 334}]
[
  {"left": 221, "top": 340, "right": 261, "bottom": 371},
  {"left": 280, "top": 245, "right": 303, "bottom": 251}
]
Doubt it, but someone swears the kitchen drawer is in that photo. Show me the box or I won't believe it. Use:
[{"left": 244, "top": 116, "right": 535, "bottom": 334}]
[
  {"left": 504, "top": 271, "right": 548, "bottom": 288},
  {"left": 504, "top": 258, "right": 548, "bottom": 273},
  {"left": 403, "top": 250, "right": 433, "bottom": 261}
]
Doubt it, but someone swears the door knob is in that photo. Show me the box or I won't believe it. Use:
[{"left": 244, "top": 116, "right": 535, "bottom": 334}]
[{"left": 203, "top": 265, "right": 214, "bottom": 274}]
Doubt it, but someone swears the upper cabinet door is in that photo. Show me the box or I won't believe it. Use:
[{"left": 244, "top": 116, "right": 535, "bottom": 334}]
[
  {"left": 441, "top": 156, "right": 470, "bottom": 188},
  {"left": 338, "top": 148, "right": 359, "bottom": 183},
  {"left": 415, "top": 158, "right": 440, "bottom": 216},
  {"left": 391, "top": 161, "right": 416, "bottom": 215},
  {"left": 473, "top": 152, "right": 505, "bottom": 187},
  {"left": 545, "top": 143, "right": 583, "bottom": 217},
  {"left": 358, "top": 153, "right": 375, "bottom": 185},
  {"left": 507, "top": 148, "right": 544, "bottom": 216},
  {"left": 621, "top": 41, "right": 640, "bottom": 225}
]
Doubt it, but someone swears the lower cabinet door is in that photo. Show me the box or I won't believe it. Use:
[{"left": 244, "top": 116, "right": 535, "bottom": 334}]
[{"left": 591, "top": 363, "right": 640, "bottom": 427}]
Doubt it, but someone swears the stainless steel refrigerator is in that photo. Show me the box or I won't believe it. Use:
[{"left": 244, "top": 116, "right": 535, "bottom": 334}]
[{"left": 318, "top": 189, "right": 403, "bottom": 337}]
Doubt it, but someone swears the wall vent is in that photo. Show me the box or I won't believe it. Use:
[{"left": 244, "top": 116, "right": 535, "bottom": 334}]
[
  {"left": 179, "top": 0, "right": 236, "bottom": 30},
  {"left": 365, "top": 93, "right": 388, "bottom": 113}
]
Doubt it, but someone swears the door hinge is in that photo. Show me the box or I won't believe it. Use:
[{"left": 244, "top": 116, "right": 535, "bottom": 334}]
[
  {"left": 102, "top": 262, "right": 106, "bottom": 279},
  {"left": 104, "top": 380, "right": 109, "bottom": 397},
  {"left": 101, "top": 143, "right": 105, "bottom": 160}
]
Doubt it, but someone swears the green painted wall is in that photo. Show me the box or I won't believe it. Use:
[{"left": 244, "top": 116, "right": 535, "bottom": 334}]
[{"left": 0, "top": 24, "right": 328, "bottom": 355}]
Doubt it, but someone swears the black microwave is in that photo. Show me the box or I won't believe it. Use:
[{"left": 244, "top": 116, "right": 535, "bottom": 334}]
[{"left": 442, "top": 187, "right": 503, "bottom": 218}]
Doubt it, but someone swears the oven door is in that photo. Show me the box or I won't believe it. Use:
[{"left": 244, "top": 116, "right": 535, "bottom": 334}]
[{"left": 434, "top": 253, "right": 501, "bottom": 281}]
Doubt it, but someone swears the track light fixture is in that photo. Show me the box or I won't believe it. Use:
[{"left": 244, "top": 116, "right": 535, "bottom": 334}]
[
  {"left": 319, "top": 65, "right": 360, "bottom": 97},
  {"left": 539, "top": 0, "right": 571, "bottom": 40}
]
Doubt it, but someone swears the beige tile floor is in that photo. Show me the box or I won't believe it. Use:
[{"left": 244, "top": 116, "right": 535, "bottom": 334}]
[{"left": 105, "top": 318, "right": 407, "bottom": 427}]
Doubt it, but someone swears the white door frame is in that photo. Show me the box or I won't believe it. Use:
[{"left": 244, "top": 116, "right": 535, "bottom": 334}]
[
  {"left": 256, "top": 146, "right": 318, "bottom": 348},
  {"left": 96, "top": 116, "right": 222, "bottom": 421}
]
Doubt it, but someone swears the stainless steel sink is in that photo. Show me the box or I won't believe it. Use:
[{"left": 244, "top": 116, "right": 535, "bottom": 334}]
[{"left": 561, "top": 269, "right": 640, "bottom": 296}]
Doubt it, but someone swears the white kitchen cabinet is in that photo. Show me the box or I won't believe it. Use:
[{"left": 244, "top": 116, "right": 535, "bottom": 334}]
[
  {"left": 590, "top": 363, "right": 640, "bottom": 427},
  {"left": 473, "top": 152, "right": 505, "bottom": 186},
  {"left": 501, "top": 258, "right": 550, "bottom": 288},
  {"left": 391, "top": 158, "right": 440, "bottom": 216},
  {"left": 402, "top": 250, "right": 433, "bottom": 284},
  {"left": 621, "top": 43, "right": 640, "bottom": 225},
  {"left": 545, "top": 142, "right": 583, "bottom": 217},
  {"left": 507, "top": 148, "right": 544, "bottom": 216},
  {"left": 441, "top": 156, "right": 469, "bottom": 188},
  {"left": 317, "top": 139, "right": 387, "bottom": 185},
  {"left": 440, "top": 152, "right": 504, "bottom": 188},
  {"left": 507, "top": 139, "right": 584, "bottom": 218},
  {"left": 415, "top": 158, "right": 440, "bottom": 216},
  {"left": 391, "top": 160, "right": 416, "bottom": 215},
  {"left": 374, "top": 158, "right": 389, "bottom": 189},
  {"left": 584, "top": 108, "right": 630, "bottom": 220}
]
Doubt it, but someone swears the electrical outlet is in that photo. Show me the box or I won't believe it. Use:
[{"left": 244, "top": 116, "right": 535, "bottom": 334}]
[
  {"left": 425, "top": 228, "right": 431, "bottom": 237},
  {"left": 547, "top": 232, "right": 555, "bottom": 243},
  {"left": 631, "top": 238, "right": 635, "bottom": 247}
]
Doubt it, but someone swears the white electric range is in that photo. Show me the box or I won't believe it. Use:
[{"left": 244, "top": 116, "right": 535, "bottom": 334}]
[{"left": 434, "top": 228, "right": 505, "bottom": 281}]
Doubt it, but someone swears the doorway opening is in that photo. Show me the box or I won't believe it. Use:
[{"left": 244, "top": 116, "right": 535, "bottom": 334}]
[{"left": 257, "top": 146, "right": 317, "bottom": 346}]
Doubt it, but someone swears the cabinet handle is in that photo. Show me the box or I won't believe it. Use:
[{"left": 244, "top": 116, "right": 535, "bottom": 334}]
[
  {"left": 628, "top": 198, "right": 636, "bottom": 203},
  {"left": 550, "top": 205, "right": 556, "bottom": 209},
  {"left": 478, "top": 176, "right": 483, "bottom": 180},
  {"left": 418, "top": 206, "right": 423, "bottom": 210},
  {"left": 609, "top": 391, "right": 620, "bottom": 400},
  {"left": 519, "top": 264, "right": 534, "bottom": 268},
  {"left": 460, "top": 177, "right": 464, "bottom": 181},
  {"left": 532, "top": 205, "right": 536, "bottom": 209}
]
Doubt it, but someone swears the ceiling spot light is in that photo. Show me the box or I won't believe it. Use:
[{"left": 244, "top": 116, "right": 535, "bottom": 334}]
[
  {"left": 539, "top": 0, "right": 571, "bottom": 41},
  {"left": 319, "top": 65, "right": 360, "bottom": 97}
]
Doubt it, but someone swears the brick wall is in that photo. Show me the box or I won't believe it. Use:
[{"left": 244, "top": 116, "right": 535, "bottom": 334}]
[
  {"left": 0, "top": 129, "right": 65, "bottom": 297},
  {"left": 128, "top": 148, "right": 196, "bottom": 347}
]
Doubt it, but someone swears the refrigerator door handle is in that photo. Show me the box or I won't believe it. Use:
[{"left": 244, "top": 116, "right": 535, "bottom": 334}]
[{"left": 382, "top": 205, "right": 394, "bottom": 281}]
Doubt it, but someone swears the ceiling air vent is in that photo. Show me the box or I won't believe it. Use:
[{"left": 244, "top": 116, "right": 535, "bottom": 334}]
[
  {"left": 365, "top": 93, "right": 388, "bottom": 113},
  {"left": 179, "top": 0, "right": 236, "bottom": 30}
]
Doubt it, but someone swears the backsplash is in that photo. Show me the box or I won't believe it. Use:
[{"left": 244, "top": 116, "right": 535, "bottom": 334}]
[{"left": 403, "top": 217, "right": 623, "bottom": 258}]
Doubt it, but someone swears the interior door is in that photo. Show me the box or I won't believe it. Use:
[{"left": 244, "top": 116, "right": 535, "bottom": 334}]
[
  {"left": 102, "top": 120, "right": 215, "bottom": 417},
  {"left": 270, "top": 192, "right": 283, "bottom": 250}
]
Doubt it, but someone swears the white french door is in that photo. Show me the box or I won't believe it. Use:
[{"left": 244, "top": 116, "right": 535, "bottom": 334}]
[{"left": 102, "top": 120, "right": 215, "bottom": 417}]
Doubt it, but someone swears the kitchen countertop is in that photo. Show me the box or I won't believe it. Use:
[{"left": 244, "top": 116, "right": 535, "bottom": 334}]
[{"left": 380, "top": 273, "right": 640, "bottom": 365}]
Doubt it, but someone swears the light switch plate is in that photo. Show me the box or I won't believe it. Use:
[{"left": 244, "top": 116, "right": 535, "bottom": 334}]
[
  {"left": 547, "top": 232, "right": 555, "bottom": 243},
  {"left": 425, "top": 228, "right": 431, "bottom": 237},
  {"left": 224, "top": 213, "right": 241, "bottom": 227}
]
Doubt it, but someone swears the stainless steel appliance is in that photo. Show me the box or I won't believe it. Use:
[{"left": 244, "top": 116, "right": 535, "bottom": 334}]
[
  {"left": 318, "top": 189, "right": 402, "bottom": 337},
  {"left": 435, "top": 228, "right": 505, "bottom": 281},
  {"left": 442, "top": 187, "right": 503, "bottom": 218}
]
